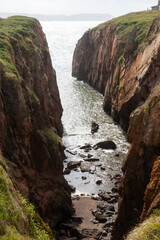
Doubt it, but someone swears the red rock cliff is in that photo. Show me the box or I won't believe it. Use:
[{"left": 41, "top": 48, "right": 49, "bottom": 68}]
[
  {"left": 0, "top": 16, "right": 73, "bottom": 228},
  {"left": 72, "top": 11, "right": 160, "bottom": 239}
]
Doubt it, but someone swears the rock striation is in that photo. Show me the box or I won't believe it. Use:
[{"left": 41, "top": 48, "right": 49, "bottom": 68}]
[
  {"left": 0, "top": 16, "right": 73, "bottom": 230},
  {"left": 72, "top": 11, "right": 160, "bottom": 239}
]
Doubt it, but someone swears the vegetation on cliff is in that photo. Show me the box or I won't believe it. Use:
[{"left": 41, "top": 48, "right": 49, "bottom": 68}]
[
  {"left": 0, "top": 154, "right": 53, "bottom": 240},
  {"left": 0, "top": 15, "right": 73, "bottom": 238},
  {"left": 126, "top": 210, "right": 160, "bottom": 240},
  {"left": 72, "top": 10, "right": 160, "bottom": 240}
]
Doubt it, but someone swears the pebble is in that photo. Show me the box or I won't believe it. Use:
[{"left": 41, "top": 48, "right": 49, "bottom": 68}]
[{"left": 96, "top": 180, "right": 102, "bottom": 185}]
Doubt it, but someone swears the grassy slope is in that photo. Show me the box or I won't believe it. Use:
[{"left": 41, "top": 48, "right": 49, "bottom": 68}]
[
  {"left": 0, "top": 154, "right": 53, "bottom": 240},
  {"left": 94, "top": 11, "right": 160, "bottom": 51},
  {"left": 0, "top": 16, "right": 54, "bottom": 240},
  {"left": 125, "top": 210, "right": 160, "bottom": 240}
]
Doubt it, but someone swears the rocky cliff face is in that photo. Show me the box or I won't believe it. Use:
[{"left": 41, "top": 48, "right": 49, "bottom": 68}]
[
  {"left": 72, "top": 11, "right": 160, "bottom": 239},
  {"left": 0, "top": 16, "right": 73, "bottom": 229}
]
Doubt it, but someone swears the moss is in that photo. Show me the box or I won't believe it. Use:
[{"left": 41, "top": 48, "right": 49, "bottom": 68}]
[
  {"left": 144, "top": 105, "right": 150, "bottom": 113},
  {"left": 38, "top": 128, "right": 59, "bottom": 157},
  {"left": 126, "top": 209, "right": 160, "bottom": 240},
  {"left": 0, "top": 154, "right": 54, "bottom": 239}
]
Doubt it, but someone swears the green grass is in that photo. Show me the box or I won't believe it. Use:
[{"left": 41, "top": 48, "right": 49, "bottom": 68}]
[
  {"left": 0, "top": 154, "right": 54, "bottom": 239},
  {"left": 38, "top": 128, "right": 59, "bottom": 157},
  {"left": 94, "top": 11, "right": 160, "bottom": 51},
  {"left": 125, "top": 210, "right": 160, "bottom": 240},
  {"left": 0, "top": 16, "right": 40, "bottom": 84}
]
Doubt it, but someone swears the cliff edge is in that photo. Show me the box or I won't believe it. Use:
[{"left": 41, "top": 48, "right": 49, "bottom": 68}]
[
  {"left": 72, "top": 11, "right": 160, "bottom": 239},
  {"left": 0, "top": 15, "right": 73, "bottom": 236}
]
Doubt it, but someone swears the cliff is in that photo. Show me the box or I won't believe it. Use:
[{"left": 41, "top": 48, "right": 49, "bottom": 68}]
[
  {"left": 0, "top": 15, "right": 73, "bottom": 237},
  {"left": 72, "top": 11, "right": 160, "bottom": 239}
]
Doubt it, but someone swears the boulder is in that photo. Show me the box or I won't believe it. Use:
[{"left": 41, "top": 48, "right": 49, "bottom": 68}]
[
  {"left": 67, "top": 161, "right": 81, "bottom": 169},
  {"left": 91, "top": 121, "right": 99, "bottom": 134},
  {"left": 93, "top": 141, "right": 117, "bottom": 150}
]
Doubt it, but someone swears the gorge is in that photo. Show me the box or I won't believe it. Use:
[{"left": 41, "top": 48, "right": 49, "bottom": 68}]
[
  {"left": 72, "top": 10, "right": 160, "bottom": 240},
  {"left": 1, "top": 10, "right": 160, "bottom": 240}
]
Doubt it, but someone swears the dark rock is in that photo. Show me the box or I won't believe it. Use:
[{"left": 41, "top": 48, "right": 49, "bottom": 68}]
[
  {"left": 78, "top": 153, "right": 86, "bottom": 158},
  {"left": 108, "top": 198, "right": 117, "bottom": 204},
  {"left": 67, "top": 161, "right": 81, "bottom": 169},
  {"left": 68, "top": 185, "right": 76, "bottom": 193},
  {"left": 97, "top": 202, "right": 115, "bottom": 212},
  {"left": 102, "top": 218, "right": 114, "bottom": 229},
  {"left": 93, "top": 140, "right": 117, "bottom": 150},
  {"left": 88, "top": 154, "right": 93, "bottom": 158},
  {"left": 112, "top": 187, "right": 118, "bottom": 193},
  {"left": 101, "top": 166, "right": 106, "bottom": 171},
  {"left": 90, "top": 219, "right": 99, "bottom": 225},
  {"left": 80, "top": 228, "right": 102, "bottom": 238},
  {"left": 66, "top": 149, "right": 77, "bottom": 155},
  {"left": 84, "top": 158, "right": 99, "bottom": 162},
  {"left": 98, "top": 193, "right": 111, "bottom": 201},
  {"left": 84, "top": 181, "right": 90, "bottom": 185},
  {"left": 81, "top": 176, "right": 87, "bottom": 180},
  {"left": 115, "top": 153, "right": 120, "bottom": 157},
  {"left": 63, "top": 168, "right": 71, "bottom": 175},
  {"left": 95, "top": 213, "right": 107, "bottom": 223},
  {"left": 96, "top": 180, "right": 102, "bottom": 185},
  {"left": 80, "top": 144, "right": 92, "bottom": 150},
  {"left": 91, "top": 121, "right": 99, "bottom": 134}
]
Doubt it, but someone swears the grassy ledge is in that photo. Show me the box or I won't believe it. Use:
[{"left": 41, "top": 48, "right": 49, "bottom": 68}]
[
  {"left": 125, "top": 210, "right": 160, "bottom": 240},
  {"left": 93, "top": 11, "right": 160, "bottom": 51}
]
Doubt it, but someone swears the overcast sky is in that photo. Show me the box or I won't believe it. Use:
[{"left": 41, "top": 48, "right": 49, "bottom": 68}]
[{"left": 0, "top": 0, "right": 158, "bottom": 17}]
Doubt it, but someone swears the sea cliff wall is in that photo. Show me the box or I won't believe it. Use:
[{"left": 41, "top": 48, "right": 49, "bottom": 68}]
[
  {"left": 0, "top": 16, "right": 73, "bottom": 233},
  {"left": 72, "top": 11, "right": 160, "bottom": 239}
]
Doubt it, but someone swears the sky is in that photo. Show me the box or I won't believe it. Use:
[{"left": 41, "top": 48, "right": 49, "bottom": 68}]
[{"left": 0, "top": 0, "right": 158, "bottom": 18}]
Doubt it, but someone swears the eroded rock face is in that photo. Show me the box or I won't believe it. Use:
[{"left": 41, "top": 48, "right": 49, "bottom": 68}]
[
  {"left": 72, "top": 12, "right": 160, "bottom": 240},
  {"left": 0, "top": 16, "right": 73, "bottom": 227}
]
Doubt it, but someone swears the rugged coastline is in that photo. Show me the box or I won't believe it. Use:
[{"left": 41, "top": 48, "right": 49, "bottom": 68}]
[
  {"left": 72, "top": 11, "right": 160, "bottom": 239},
  {"left": 0, "top": 16, "right": 73, "bottom": 239}
]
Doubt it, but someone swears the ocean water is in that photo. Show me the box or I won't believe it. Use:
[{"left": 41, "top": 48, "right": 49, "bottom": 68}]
[{"left": 41, "top": 21, "right": 130, "bottom": 195}]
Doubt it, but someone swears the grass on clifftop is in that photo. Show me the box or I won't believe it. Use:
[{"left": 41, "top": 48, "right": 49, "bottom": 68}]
[
  {"left": 0, "top": 16, "right": 39, "bottom": 81},
  {"left": 94, "top": 11, "right": 160, "bottom": 49},
  {"left": 125, "top": 209, "right": 160, "bottom": 240},
  {"left": 0, "top": 154, "right": 54, "bottom": 240}
]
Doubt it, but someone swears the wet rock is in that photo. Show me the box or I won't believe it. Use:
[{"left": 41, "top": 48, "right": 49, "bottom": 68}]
[
  {"left": 81, "top": 176, "right": 87, "bottom": 180},
  {"left": 80, "top": 144, "right": 92, "bottom": 150},
  {"left": 67, "top": 161, "right": 81, "bottom": 169},
  {"left": 68, "top": 185, "right": 76, "bottom": 193},
  {"left": 66, "top": 149, "right": 77, "bottom": 155},
  {"left": 93, "top": 140, "right": 117, "bottom": 150},
  {"left": 80, "top": 162, "right": 91, "bottom": 172},
  {"left": 94, "top": 212, "right": 107, "bottom": 223},
  {"left": 97, "top": 202, "right": 115, "bottom": 212},
  {"left": 74, "top": 168, "right": 79, "bottom": 172},
  {"left": 102, "top": 217, "right": 114, "bottom": 229},
  {"left": 115, "top": 153, "right": 120, "bottom": 157},
  {"left": 111, "top": 187, "right": 118, "bottom": 193},
  {"left": 96, "top": 180, "right": 102, "bottom": 185},
  {"left": 91, "top": 121, "right": 99, "bottom": 134},
  {"left": 84, "top": 158, "right": 99, "bottom": 162},
  {"left": 91, "top": 196, "right": 101, "bottom": 201},
  {"left": 108, "top": 198, "right": 117, "bottom": 204},
  {"left": 90, "top": 219, "right": 99, "bottom": 225},
  {"left": 88, "top": 154, "right": 93, "bottom": 158},
  {"left": 101, "top": 166, "right": 106, "bottom": 171},
  {"left": 72, "top": 195, "right": 80, "bottom": 200},
  {"left": 63, "top": 168, "right": 71, "bottom": 175},
  {"left": 98, "top": 193, "right": 111, "bottom": 201}
]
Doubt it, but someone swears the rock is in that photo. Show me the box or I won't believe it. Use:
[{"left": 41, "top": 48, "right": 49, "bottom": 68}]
[
  {"left": 102, "top": 218, "right": 114, "bottom": 229},
  {"left": 80, "top": 162, "right": 91, "bottom": 172},
  {"left": 93, "top": 141, "right": 117, "bottom": 150},
  {"left": 90, "top": 219, "right": 99, "bottom": 225},
  {"left": 111, "top": 187, "right": 118, "bottom": 193},
  {"left": 63, "top": 168, "right": 71, "bottom": 175},
  {"left": 84, "top": 158, "right": 99, "bottom": 162},
  {"left": 88, "top": 154, "right": 93, "bottom": 158},
  {"left": 82, "top": 176, "right": 87, "bottom": 180},
  {"left": 67, "top": 161, "right": 81, "bottom": 170},
  {"left": 96, "top": 180, "right": 102, "bottom": 185},
  {"left": 66, "top": 149, "right": 77, "bottom": 155},
  {"left": 101, "top": 167, "right": 106, "bottom": 171},
  {"left": 80, "top": 144, "right": 92, "bottom": 150},
  {"left": 91, "top": 121, "right": 99, "bottom": 134},
  {"left": 98, "top": 193, "right": 111, "bottom": 201},
  {"left": 108, "top": 198, "right": 118, "bottom": 204},
  {"left": 89, "top": 170, "right": 95, "bottom": 174},
  {"left": 97, "top": 202, "right": 115, "bottom": 212},
  {"left": 94, "top": 213, "right": 107, "bottom": 223},
  {"left": 68, "top": 185, "right": 76, "bottom": 193}
]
